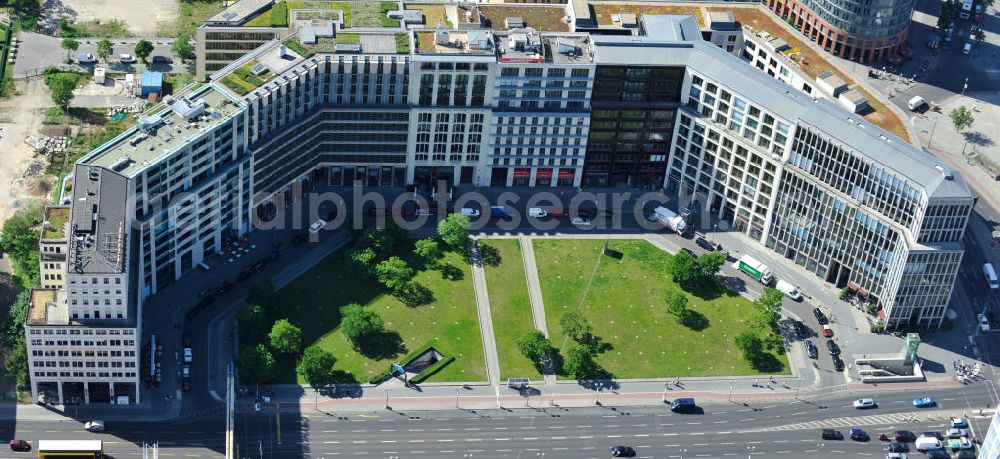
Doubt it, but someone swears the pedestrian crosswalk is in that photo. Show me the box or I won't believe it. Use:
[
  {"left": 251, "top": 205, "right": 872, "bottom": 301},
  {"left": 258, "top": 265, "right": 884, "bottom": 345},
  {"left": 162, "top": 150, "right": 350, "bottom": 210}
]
[{"left": 759, "top": 411, "right": 961, "bottom": 432}]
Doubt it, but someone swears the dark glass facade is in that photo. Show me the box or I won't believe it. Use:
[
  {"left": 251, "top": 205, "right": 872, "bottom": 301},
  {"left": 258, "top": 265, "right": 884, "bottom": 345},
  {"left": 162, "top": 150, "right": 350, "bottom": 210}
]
[{"left": 583, "top": 65, "right": 684, "bottom": 188}]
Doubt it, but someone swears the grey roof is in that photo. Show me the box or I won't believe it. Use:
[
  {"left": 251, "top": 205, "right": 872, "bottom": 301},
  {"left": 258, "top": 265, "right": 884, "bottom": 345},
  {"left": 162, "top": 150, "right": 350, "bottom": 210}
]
[
  {"left": 840, "top": 88, "right": 868, "bottom": 105},
  {"left": 642, "top": 14, "right": 700, "bottom": 42},
  {"left": 707, "top": 11, "right": 738, "bottom": 31},
  {"left": 69, "top": 164, "right": 129, "bottom": 275},
  {"left": 590, "top": 34, "right": 694, "bottom": 66},
  {"left": 206, "top": 0, "right": 273, "bottom": 25}
]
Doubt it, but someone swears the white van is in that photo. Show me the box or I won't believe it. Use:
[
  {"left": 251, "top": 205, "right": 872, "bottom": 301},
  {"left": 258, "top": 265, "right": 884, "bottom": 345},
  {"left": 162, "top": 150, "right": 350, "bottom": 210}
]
[
  {"left": 915, "top": 436, "right": 942, "bottom": 451},
  {"left": 984, "top": 263, "right": 999, "bottom": 289},
  {"left": 529, "top": 208, "right": 548, "bottom": 218},
  {"left": 775, "top": 279, "right": 802, "bottom": 301},
  {"left": 907, "top": 96, "right": 927, "bottom": 111},
  {"left": 963, "top": 42, "right": 973, "bottom": 55}
]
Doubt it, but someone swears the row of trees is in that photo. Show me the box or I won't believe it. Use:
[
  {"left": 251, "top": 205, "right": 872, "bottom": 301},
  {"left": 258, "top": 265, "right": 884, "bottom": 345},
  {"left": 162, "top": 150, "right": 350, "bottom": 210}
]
[
  {"left": 516, "top": 311, "right": 608, "bottom": 381},
  {"left": 666, "top": 250, "right": 726, "bottom": 292},
  {"left": 734, "top": 287, "right": 784, "bottom": 371},
  {"left": 0, "top": 202, "right": 45, "bottom": 393}
]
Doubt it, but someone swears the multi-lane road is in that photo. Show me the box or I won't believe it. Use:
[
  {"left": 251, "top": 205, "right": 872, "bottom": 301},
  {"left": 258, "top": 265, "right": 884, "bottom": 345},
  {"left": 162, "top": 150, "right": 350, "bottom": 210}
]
[{"left": 5, "top": 385, "right": 982, "bottom": 458}]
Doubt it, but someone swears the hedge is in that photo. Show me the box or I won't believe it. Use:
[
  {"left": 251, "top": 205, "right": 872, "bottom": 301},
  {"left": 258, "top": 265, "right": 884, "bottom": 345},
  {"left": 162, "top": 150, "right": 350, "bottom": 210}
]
[{"left": 368, "top": 341, "right": 454, "bottom": 384}]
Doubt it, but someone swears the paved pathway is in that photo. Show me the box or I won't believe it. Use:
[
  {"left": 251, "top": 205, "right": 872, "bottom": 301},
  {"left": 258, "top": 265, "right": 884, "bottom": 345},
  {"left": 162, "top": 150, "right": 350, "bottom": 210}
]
[
  {"left": 518, "top": 236, "right": 556, "bottom": 384},
  {"left": 470, "top": 240, "right": 501, "bottom": 387}
]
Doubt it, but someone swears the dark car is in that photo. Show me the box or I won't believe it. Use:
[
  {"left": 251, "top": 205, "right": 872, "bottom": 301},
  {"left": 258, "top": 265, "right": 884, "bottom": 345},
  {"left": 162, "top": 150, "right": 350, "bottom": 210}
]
[
  {"left": 826, "top": 340, "right": 841, "bottom": 355},
  {"left": 832, "top": 356, "right": 845, "bottom": 372},
  {"left": 850, "top": 428, "right": 869, "bottom": 441},
  {"left": 888, "top": 441, "right": 909, "bottom": 452},
  {"left": 821, "top": 429, "right": 843, "bottom": 440},
  {"left": 182, "top": 377, "right": 191, "bottom": 392},
  {"left": 926, "top": 448, "right": 950, "bottom": 459},
  {"left": 795, "top": 321, "right": 809, "bottom": 339},
  {"left": 804, "top": 340, "right": 818, "bottom": 359},
  {"left": 9, "top": 439, "right": 30, "bottom": 452},
  {"left": 680, "top": 248, "right": 696, "bottom": 257},
  {"left": 610, "top": 446, "right": 636, "bottom": 457},
  {"left": 151, "top": 55, "right": 172, "bottom": 64},
  {"left": 921, "top": 431, "right": 943, "bottom": 440},
  {"left": 695, "top": 236, "right": 717, "bottom": 251},
  {"left": 182, "top": 332, "right": 192, "bottom": 347},
  {"left": 292, "top": 233, "right": 309, "bottom": 245},
  {"left": 813, "top": 308, "right": 828, "bottom": 325},
  {"left": 895, "top": 431, "right": 916, "bottom": 442}
]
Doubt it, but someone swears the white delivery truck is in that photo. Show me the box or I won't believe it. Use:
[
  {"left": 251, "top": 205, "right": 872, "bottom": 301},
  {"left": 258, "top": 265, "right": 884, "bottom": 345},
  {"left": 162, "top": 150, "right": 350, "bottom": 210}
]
[
  {"left": 775, "top": 279, "right": 802, "bottom": 301},
  {"left": 653, "top": 206, "right": 687, "bottom": 234},
  {"left": 984, "top": 263, "right": 999, "bottom": 289},
  {"left": 735, "top": 254, "right": 774, "bottom": 285}
]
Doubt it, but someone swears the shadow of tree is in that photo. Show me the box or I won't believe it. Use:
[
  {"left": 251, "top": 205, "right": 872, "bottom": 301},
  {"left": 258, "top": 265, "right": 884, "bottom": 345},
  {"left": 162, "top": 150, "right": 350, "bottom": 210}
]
[
  {"left": 963, "top": 131, "right": 995, "bottom": 148},
  {"left": 395, "top": 282, "right": 434, "bottom": 307},
  {"left": 437, "top": 263, "right": 464, "bottom": 281},
  {"left": 578, "top": 332, "right": 613, "bottom": 354},
  {"left": 355, "top": 330, "right": 406, "bottom": 360},
  {"left": 479, "top": 242, "right": 502, "bottom": 267},
  {"left": 750, "top": 353, "right": 785, "bottom": 373},
  {"left": 687, "top": 279, "right": 726, "bottom": 301},
  {"left": 329, "top": 370, "right": 359, "bottom": 385},
  {"left": 679, "top": 309, "right": 710, "bottom": 331}
]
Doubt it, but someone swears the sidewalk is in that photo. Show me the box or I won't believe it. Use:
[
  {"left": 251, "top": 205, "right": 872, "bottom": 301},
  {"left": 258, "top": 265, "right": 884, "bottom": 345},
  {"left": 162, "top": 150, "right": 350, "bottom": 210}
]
[{"left": 469, "top": 240, "right": 501, "bottom": 386}]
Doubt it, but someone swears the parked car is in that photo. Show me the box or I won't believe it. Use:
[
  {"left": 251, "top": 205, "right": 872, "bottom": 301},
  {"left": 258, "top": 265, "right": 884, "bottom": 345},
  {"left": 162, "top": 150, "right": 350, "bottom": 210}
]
[
  {"left": 853, "top": 398, "right": 877, "bottom": 409},
  {"left": 814, "top": 308, "right": 828, "bottom": 325},
  {"left": 947, "top": 437, "right": 973, "bottom": 450},
  {"left": 827, "top": 340, "right": 841, "bottom": 355},
  {"left": 183, "top": 347, "right": 193, "bottom": 363},
  {"left": 951, "top": 417, "right": 970, "bottom": 429},
  {"left": 78, "top": 53, "right": 97, "bottom": 64},
  {"left": 610, "top": 446, "right": 636, "bottom": 457},
  {"left": 822, "top": 428, "right": 844, "bottom": 440},
  {"left": 84, "top": 420, "right": 105, "bottom": 433},
  {"left": 695, "top": 236, "right": 717, "bottom": 251},
  {"left": 888, "top": 440, "right": 910, "bottom": 452},
  {"left": 946, "top": 428, "right": 968, "bottom": 438},
  {"left": 119, "top": 53, "right": 136, "bottom": 63},
  {"left": 680, "top": 248, "right": 696, "bottom": 257},
  {"left": 851, "top": 428, "right": 870, "bottom": 441},
  {"left": 182, "top": 332, "right": 192, "bottom": 347},
  {"left": 8, "top": 439, "right": 30, "bottom": 451},
  {"left": 795, "top": 321, "right": 809, "bottom": 339},
  {"left": 921, "top": 432, "right": 943, "bottom": 440},
  {"left": 894, "top": 431, "right": 916, "bottom": 443},
  {"left": 885, "top": 453, "right": 908, "bottom": 459},
  {"left": 151, "top": 55, "right": 172, "bottom": 64},
  {"left": 182, "top": 377, "right": 191, "bottom": 392},
  {"left": 832, "top": 356, "right": 845, "bottom": 372},
  {"left": 821, "top": 324, "right": 834, "bottom": 337},
  {"left": 913, "top": 397, "right": 936, "bottom": 408},
  {"left": 460, "top": 208, "right": 480, "bottom": 218},
  {"left": 926, "top": 449, "right": 949, "bottom": 459},
  {"left": 804, "top": 340, "right": 818, "bottom": 359},
  {"left": 571, "top": 217, "right": 593, "bottom": 226}
]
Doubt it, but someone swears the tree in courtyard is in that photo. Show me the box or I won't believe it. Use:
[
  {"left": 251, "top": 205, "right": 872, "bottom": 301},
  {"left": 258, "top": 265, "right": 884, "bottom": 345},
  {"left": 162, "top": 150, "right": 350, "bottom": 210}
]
[
  {"left": 60, "top": 37, "right": 78, "bottom": 60},
  {"left": 133, "top": 39, "right": 154, "bottom": 63},
  {"left": 437, "top": 214, "right": 470, "bottom": 252},
  {"left": 951, "top": 106, "right": 975, "bottom": 132},
  {"left": 664, "top": 286, "right": 688, "bottom": 318},
  {"left": 517, "top": 330, "right": 554, "bottom": 364},
  {"left": 349, "top": 246, "right": 377, "bottom": 276},
  {"left": 171, "top": 32, "right": 195, "bottom": 63},
  {"left": 341, "top": 303, "right": 385, "bottom": 349},
  {"left": 4, "top": 336, "right": 28, "bottom": 391},
  {"left": 237, "top": 343, "right": 276, "bottom": 384},
  {"left": 563, "top": 346, "right": 601, "bottom": 380},
  {"left": 734, "top": 332, "right": 764, "bottom": 363},
  {"left": 46, "top": 73, "right": 76, "bottom": 113},
  {"left": 1, "top": 202, "right": 42, "bottom": 285},
  {"left": 667, "top": 249, "right": 700, "bottom": 290},
  {"left": 751, "top": 287, "right": 783, "bottom": 331},
  {"left": 360, "top": 227, "right": 395, "bottom": 261},
  {"left": 413, "top": 238, "right": 441, "bottom": 266},
  {"left": 559, "top": 310, "right": 591, "bottom": 341},
  {"left": 374, "top": 256, "right": 414, "bottom": 293},
  {"left": 695, "top": 252, "right": 726, "bottom": 279},
  {"left": 236, "top": 303, "right": 267, "bottom": 346},
  {"left": 96, "top": 38, "right": 113, "bottom": 63},
  {"left": 296, "top": 345, "right": 338, "bottom": 387},
  {"left": 268, "top": 318, "right": 302, "bottom": 354}
]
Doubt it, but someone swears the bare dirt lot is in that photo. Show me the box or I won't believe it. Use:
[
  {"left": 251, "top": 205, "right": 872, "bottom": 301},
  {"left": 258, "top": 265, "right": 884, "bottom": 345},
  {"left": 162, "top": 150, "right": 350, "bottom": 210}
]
[
  {"left": 0, "top": 80, "right": 56, "bottom": 222},
  {"left": 48, "top": 0, "right": 179, "bottom": 36}
]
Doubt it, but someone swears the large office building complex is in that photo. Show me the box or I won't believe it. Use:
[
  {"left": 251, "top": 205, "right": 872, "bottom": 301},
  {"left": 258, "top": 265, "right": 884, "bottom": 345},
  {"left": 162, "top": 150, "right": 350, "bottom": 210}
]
[{"left": 28, "top": 10, "right": 970, "bottom": 403}]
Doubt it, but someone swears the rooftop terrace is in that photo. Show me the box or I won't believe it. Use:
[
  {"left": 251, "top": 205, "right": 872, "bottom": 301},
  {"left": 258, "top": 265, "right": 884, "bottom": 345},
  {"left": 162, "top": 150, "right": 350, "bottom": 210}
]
[
  {"left": 415, "top": 29, "right": 495, "bottom": 54},
  {"left": 27, "top": 288, "right": 67, "bottom": 326},
  {"left": 42, "top": 206, "right": 69, "bottom": 241},
  {"left": 476, "top": 5, "right": 570, "bottom": 32},
  {"left": 81, "top": 85, "right": 242, "bottom": 178},
  {"left": 496, "top": 32, "right": 593, "bottom": 64}
]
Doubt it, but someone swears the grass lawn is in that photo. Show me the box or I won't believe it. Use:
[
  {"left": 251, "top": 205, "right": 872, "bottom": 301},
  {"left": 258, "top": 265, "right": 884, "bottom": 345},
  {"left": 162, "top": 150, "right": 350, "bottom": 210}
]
[
  {"left": 406, "top": 4, "right": 452, "bottom": 28},
  {"left": 533, "top": 239, "right": 789, "bottom": 379},
  {"left": 177, "top": 0, "right": 227, "bottom": 37},
  {"left": 268, "top": 243, "right": 486, "bottom": 384},
  {"left": 481, "top": 239, "right": 542, "bottom": 381},
  {"left": 592, "top": 4, "right": 703, "bottom": 27},
  {"left": 477, "top": 5, "right": 570, "bottom": 32},
  {"left": 713, "top": 6, "right": 910, "bottom": 142}
]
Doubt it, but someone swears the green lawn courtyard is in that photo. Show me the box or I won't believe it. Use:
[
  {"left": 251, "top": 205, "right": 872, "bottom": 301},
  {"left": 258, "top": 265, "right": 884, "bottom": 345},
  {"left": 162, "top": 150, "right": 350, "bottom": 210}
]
[
  {"left": 268, "top": 244, "right": 486, "bottom": 384},
  {"left": 532, "top": 238, "right": 790, "bottom": 379},
  {"left": 481, "top": 239, "right": 543, "bottom": 381}
]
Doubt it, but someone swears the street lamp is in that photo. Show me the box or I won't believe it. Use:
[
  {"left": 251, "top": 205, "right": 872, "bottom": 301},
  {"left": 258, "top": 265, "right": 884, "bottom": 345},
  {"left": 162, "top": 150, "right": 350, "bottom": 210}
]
[
  {"left": 747, "top": 445, "right": 756, "bottom": 458},
  {"left": 455, "top": 386, "right": 461, "bottom": 408},
  {"left": 384, "top": 388, "right": 390, "bottom": 410},
  {"left": 963, "top": 77, "right": 969, "bottom": 96},
  {"left": 595, "top": 382, "right": 604, "bottom": 405},
  {"left": 663, "top": 382, "right": 670, "bottom": 403}
]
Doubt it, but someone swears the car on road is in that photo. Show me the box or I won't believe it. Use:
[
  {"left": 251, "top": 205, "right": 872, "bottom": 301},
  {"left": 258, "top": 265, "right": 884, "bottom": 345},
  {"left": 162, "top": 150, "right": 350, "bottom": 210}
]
[
  {"left": 460, "top": 208, "right": 480, "bottom": 218},
  {"left": 832, "top": 356, "right": 845, "bottom": 372},
  {"left": 885, "top": 453, "right": 908, "bottom": 459},
  {"left": 950, "top": 417, "right": 969, "bottom": 429},
  {"left": 979, "top": 313, "right": 990, "bottom": 331},
  {"left": 913, "top": 397, "right": 936, "bottom": 408},
  {"left": 695, "top": 236, "right": 717, "bottom": 251},
  {"left": 571, "top": 217, "right": 593, "bottom": 227},
  {"left": 963, "top": 42, "right": 973, "bottom": 55},
  {"left": 826, "top": 340, "right": 840, "bottom": 355},
  {"left": 804, "top": 340, "right": 818, "bottom": 359},
  {"left": 954, "top": 449, "right": 976, "bottom": 458},
  {"left": 821, "top": 324, "right": 834, "bottom": 337},
  {"left": 888, "top": 441, "right": 909, "bottom": 452},
  {"left": 84, "top": 420, "right": 105, "bottom": 433},
  {"left": 814, "top": 308, "right": 828, "bottom": 325},
  {"left": 680, "top": 247, "right": 696, "bottom": 257},
  {"left": 821, "top": 428, "right": 844, "bottom": 440},
  {"left": 946, "top": 427, "right": 968, "bottom": 438},
  {"left": 78, "top": 53, "right": 97, "bottom": 64},
  {"left": 183, "top": 347, "right": 193, "bottom": 363},
  {"left": 309, "top": 219, "right": 326, "bottom": 233},
  {"left": 182, "top": 377, "right": 191, "bottom": 392},
  {"left": 925, "top": 449, "right": 949, "bottom": 459},
  {"left": 151, "top": 55, "right": 172, "bottom": 64},
  {"left": 610, "top": 445, "right": 636, "bottom": 457},
  {"left": 921, "top": 432, "right": 943, "bottom": 440},
  {"left": 182, "top": 332, "right": 192, "bottom": 347},
  {"left": 795, "top": 321, "right": 809, "bottom": 339},
  {"left": 853, "top": 398, "right": 877, "bottom": 409},
  {"left": 119, "top": 53, "right": 136, "bottom": 64},
  {"left": 947, "top": 437, "right": 973, "bottom": 450},
  {"left": 850, "top": 428, "right": 870, "bottom": 441},
  {"left": 894, "top": 431, "right": 916, "bottom": 442},
  {"left": 8, "top": 439, "right": 29, "bottom": 451}
]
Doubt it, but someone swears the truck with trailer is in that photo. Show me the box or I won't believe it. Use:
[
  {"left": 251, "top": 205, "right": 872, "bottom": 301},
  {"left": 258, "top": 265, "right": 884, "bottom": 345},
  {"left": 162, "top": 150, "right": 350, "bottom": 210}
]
[
  {"left": 652, "top": 206, "right": 688, "bottom": 234},
  {"left": 735, "top": 254, "right": 774, "bottom": 285}
]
